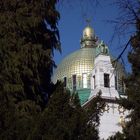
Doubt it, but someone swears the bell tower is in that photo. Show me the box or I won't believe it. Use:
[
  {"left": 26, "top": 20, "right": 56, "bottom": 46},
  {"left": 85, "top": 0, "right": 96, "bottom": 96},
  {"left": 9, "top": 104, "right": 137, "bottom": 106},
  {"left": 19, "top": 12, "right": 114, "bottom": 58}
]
[{"left": 90, "top": 41, "right": 119, "bottom": 99}]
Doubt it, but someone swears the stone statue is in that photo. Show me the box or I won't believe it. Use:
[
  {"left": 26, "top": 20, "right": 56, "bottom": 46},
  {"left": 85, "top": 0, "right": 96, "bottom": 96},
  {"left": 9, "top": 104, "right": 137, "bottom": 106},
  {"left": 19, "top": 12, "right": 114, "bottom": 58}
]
[{"left": 96, "top": 41, "right": 109, "bottom": 56}]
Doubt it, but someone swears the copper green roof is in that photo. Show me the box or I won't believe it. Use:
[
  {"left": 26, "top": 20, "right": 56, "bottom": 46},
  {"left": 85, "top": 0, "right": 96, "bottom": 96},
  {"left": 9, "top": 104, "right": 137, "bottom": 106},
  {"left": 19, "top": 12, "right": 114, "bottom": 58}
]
[{"left": 77, "top": 89, "right": 91, "bottom": 104}]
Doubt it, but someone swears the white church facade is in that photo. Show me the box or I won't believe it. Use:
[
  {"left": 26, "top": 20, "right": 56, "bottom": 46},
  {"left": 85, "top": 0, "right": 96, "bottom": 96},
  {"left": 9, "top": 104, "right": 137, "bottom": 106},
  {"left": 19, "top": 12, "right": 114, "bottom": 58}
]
[{"left": 82, "top": 46, "right": 128, "bottom": 139}]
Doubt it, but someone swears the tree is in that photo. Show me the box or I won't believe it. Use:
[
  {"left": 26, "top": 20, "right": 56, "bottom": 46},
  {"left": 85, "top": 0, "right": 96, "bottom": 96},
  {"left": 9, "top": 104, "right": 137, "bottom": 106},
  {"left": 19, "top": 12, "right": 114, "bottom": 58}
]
[
  {"left": 121, "top": 18, "right": 140, "bottom": 140},
  {"left": 108, "top": 1, "right": 140, "bottom": 139},
  {"left": 0, "top": 0, "right": 60, "bottom": 139},
  {"left": 0, "top": 1, "right": 106, "bottom": 139},
  {"left": 29, "top": 82, "right": 101, "bottom": 140}
]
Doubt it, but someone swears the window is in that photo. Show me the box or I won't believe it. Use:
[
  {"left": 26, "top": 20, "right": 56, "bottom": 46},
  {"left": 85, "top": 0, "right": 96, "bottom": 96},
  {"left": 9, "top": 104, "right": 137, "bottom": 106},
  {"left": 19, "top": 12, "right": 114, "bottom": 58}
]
[
  {"left": 64, "top": 77, "right": 67, "bottom": 87},
  {"left": 104, "top": 73, "right": 109, "bottom": 87},
  {"left": 93, "top": 75, "right": 95, "bottom": 89},
  {"left": 83, "top": 73, "right": 87, "bottom": 88},
  {"left": 115, "top": 76, "right": 117, "bottom": 90},
  {"left": 72, "top": 75, "right": 76, "bottom": 91}
]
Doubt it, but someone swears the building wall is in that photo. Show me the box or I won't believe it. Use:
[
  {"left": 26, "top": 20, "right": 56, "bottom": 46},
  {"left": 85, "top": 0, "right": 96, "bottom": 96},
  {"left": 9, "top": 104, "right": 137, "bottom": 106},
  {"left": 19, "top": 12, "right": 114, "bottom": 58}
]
[{"left": 99, "top": 103, "right": 128, "bottom": 139}]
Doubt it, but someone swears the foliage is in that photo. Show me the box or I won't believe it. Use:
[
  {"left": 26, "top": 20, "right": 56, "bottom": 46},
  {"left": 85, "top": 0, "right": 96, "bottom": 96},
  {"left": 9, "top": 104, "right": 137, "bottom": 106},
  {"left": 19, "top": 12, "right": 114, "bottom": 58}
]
[
  {"left": 1, "top": 0, "right": 130, "bottom": 138},
  {"left": 0, "top": 0, "right": 60, "bottom": 139},
  {"left": 108, "top": 132, "right": 125, "bottom": 140},
  {"left": 86, "top": 90, "right": 105, "bottom": 128},
  {"left": 29, "top": 82, "right": 101, "bottom": 140},
  {"left": 109, "top": 1, "right": 140, "bottom": 139},
  {"left": 0, "top": 0, "right": 60, "bottom": 107},
  {"left": 121, "top": 18, "right": 140, "bottom": 140},
  {"left": 0, "top": 0, "right": 103, "bottom": 139}
]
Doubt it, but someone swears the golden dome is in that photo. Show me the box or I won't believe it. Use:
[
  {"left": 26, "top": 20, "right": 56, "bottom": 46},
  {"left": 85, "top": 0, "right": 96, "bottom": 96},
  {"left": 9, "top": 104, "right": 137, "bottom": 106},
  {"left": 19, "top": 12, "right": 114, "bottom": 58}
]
[{"left": 53, "top": 47, "right": 96, "bottom": 88}]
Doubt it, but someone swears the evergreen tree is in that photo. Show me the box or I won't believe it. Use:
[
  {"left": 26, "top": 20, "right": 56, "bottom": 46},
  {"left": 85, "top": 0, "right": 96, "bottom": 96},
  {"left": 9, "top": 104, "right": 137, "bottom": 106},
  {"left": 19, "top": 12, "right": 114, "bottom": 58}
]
[
  {"left": 0, "top": 1, "right": 103, "bottom": 139},
  {"left": 109, "top": 4, "right": 140, "bottom": 140},
  {"left": 0, "top": 0, "right": 60, "bottom": 139},
  {"left": 121, "top": 18, "right": 140, "bottom": 140},
  {"left": 29, "top": 82, "right": 101, "bottom": 140}
]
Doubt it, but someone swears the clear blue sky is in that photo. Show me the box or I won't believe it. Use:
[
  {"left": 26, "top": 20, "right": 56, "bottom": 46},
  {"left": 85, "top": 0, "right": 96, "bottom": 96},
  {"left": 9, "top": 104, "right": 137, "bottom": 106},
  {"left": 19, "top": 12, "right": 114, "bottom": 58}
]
[{"left": 54, "top": 1, "right": 132, "bottom": 72}]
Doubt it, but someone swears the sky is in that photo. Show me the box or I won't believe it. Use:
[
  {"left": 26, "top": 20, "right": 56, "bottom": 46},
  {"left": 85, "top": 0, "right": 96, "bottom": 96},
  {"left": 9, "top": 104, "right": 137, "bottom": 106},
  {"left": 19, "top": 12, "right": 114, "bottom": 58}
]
[{"left": 54, "top": 1, "right": 132, "bottom": 72}]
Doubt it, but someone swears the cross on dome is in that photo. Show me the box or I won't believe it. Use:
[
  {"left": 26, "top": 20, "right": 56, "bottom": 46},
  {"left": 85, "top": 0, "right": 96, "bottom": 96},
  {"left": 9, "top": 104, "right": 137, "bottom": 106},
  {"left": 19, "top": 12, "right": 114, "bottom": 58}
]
[{"left": 86, "top": 19, "right": 91, "bottom": 26}]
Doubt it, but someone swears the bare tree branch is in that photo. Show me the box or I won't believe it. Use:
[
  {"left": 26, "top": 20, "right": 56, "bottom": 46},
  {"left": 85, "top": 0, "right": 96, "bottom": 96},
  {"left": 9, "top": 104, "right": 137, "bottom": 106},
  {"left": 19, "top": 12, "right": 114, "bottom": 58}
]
[{"left": 113, "top": 38, "right": 131, "bottom": 63}]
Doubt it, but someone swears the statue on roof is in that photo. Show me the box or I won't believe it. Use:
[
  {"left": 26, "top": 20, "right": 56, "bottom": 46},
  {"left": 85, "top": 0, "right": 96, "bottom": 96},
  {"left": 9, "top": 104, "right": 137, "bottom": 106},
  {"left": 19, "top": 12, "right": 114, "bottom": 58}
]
[{"left": 96, "top": 40, "right": 109, "bottom": 56}]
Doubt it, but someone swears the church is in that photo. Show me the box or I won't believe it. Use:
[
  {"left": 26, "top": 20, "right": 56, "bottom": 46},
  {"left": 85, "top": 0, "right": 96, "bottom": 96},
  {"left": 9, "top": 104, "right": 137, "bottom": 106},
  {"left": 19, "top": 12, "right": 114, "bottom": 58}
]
[{"left": 53, "top": 24, "right": 128, "bottom": 139}]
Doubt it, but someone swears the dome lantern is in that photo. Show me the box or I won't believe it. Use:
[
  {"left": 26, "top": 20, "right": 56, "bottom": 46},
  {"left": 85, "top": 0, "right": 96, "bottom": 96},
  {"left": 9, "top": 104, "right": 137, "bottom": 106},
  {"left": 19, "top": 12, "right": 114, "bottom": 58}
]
[
  {"left": 80, "top": 23, "right": 97, "bottom": 48},
  {"left": 83, "top": 26, "right": 94, "bottom": 39}
]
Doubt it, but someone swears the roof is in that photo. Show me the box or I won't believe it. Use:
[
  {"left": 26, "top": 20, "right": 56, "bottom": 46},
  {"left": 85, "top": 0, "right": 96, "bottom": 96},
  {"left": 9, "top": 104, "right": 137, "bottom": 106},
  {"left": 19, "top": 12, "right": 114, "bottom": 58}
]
[{"left": 53, "top": 47, "right": 96, "bottom": 83}]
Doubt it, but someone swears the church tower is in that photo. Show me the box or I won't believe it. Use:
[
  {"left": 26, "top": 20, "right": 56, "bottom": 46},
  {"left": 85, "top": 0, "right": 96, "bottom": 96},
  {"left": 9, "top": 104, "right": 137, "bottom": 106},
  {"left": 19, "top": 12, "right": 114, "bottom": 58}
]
[
  {"left": 83, "top": 41, "right": 128, "bottom": 139},
  {"left": 89, "top": 41, "right": 119, "bottom": 100}
]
